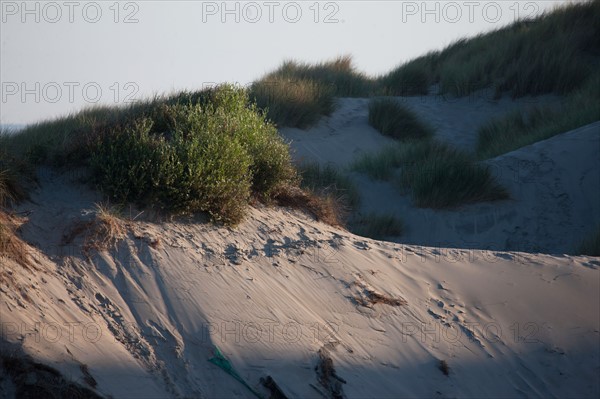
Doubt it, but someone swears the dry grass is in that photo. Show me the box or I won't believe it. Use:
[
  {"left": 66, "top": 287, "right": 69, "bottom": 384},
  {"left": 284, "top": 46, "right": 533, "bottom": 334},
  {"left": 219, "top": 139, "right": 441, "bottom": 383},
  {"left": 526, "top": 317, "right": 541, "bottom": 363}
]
[
  {"left": 351, "top": 279, "right": 407, "bottom": 308},
  {"left": 0, "top": 211, "right": 31, "bottom": 269},
  {"left": 0, "top": 163, "right": 31, "bottom": 208},
  {"left": 61, "top": 203, "right": 127, "bottom": 256}
]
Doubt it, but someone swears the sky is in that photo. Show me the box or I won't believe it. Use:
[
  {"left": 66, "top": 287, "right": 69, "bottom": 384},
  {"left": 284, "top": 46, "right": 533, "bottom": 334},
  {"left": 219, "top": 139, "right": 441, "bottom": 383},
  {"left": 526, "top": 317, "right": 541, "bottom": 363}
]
[{"left": 1, "top": 0, "right": 568, "bottom": 125}]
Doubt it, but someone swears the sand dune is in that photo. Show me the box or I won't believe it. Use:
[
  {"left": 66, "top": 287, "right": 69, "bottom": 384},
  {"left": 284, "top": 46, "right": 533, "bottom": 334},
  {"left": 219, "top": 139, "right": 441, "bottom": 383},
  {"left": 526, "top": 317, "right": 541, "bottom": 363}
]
[
  {"left": 1, "top": 162, "right": 599, "bottom": 398},
  {"left": 281, "top": 96, "right": 600, "bottom": 254}
]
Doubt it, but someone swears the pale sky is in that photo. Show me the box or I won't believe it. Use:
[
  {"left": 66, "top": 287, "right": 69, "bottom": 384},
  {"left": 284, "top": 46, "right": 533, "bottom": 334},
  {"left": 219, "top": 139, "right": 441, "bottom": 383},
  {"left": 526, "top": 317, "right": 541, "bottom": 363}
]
[{"left": 1, "top": 0, "right": 567, "bottom": 124}]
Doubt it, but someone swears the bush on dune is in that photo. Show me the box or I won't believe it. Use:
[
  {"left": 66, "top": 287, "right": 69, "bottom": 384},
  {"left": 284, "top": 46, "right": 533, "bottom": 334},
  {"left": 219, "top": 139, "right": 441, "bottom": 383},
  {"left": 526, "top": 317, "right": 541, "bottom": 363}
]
[
  {"left": 4, "top": 85, "right": 296, "bottom": 225},
  {"left": 89, "top": 86, "right": 295, "bottom": 224}
]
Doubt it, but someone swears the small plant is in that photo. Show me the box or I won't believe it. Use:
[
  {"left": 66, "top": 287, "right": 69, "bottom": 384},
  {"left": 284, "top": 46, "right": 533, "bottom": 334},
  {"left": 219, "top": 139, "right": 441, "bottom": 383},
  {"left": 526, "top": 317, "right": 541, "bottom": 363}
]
[
  {"left": 0, "top": 145, "right": 32, "bottom": 207},
  {"left": 368, "top": 98, "right": 433, "bottom": 141},
  {"left": 274, "top": 162, "right": 360, "bottom": 227},
  {"left": 352, "top": 212, "right": 403, "bottom": 240}
]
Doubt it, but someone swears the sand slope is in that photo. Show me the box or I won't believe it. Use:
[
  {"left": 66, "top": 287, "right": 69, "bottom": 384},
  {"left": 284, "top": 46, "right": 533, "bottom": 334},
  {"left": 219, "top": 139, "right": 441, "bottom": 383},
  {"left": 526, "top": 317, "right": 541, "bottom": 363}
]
[
  {"left": 1, "top": 169, "right": 599, "bottom": 398},
  {"left": 281, "top": 97, "right": 599, "bottom": 254}
]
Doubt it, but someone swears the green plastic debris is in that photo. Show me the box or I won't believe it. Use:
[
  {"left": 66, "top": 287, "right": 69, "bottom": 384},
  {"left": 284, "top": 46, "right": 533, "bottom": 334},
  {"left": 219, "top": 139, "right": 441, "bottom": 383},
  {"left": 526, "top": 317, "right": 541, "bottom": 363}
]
[{"left": 208, "top": 345, "right": 264, "bottom": 399}]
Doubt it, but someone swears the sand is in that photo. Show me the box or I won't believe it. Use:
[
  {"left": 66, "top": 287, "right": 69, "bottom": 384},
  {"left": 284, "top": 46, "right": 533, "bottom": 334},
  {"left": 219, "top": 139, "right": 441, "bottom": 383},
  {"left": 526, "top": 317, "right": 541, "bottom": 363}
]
[{"left": 1, "top": 158, "right": 599, "bottom": 398}]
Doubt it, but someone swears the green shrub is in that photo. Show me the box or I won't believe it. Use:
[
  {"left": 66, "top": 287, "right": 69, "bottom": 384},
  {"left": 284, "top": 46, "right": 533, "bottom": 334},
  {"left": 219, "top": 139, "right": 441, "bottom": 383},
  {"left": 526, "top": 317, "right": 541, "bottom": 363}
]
[
  {"left": 368, "top": 98, "right": 433, "bottom": 140},
  {"left": 85, "top": 85, "right": 295, "bottom": 224},
  {"left": 90, "top": 111, "right": 253, "bottom": 224}
]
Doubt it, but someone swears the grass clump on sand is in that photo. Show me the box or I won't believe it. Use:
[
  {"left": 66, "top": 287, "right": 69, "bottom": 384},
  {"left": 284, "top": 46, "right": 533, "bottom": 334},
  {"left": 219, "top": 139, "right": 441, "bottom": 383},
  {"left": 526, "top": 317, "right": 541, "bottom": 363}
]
[
  {"left": 251, "top": 56, "right": 372, "bottom": 128},
  {"left": 0, "top": 211, "right": 30, "bottom": 268},
  {"left": 3, "top": 85, "right": 296, "bottom": 225},
  {"left": 477, "top": 73, "right": 600, "bottom": 158},
  {"left": 61, "top": 203, "right": 128, "bottom": 255},
  {"left": 577, "top": 226, "right": 600, "bottom": 256},
  {"left": 352, "top": 146, "right": 405, "bottom": 181},
  {"left": 368, "top": 98, "right": 433, "bottom": 140},
  {"left": 351, "top": 212, "right": 403, "bottom": 240},
  {"left": 0, "top": 134, "right": 32, "bottom": 208},
  {"left": 250, "top": 77, "right": 334, "bottom": 129},
  {"left": 354, "top": 140, "right": 508, "bottom": 208}
]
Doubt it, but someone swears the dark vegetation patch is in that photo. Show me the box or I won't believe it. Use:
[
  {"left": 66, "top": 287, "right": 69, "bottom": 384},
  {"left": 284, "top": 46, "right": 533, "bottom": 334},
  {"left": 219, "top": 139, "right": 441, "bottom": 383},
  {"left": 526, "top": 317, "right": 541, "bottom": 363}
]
[
  {"left": 0, "top": 342, "right": 103, "bottom": 399},
  {"left": 368, "top": 98, "right": 433, "bottom": 141}
]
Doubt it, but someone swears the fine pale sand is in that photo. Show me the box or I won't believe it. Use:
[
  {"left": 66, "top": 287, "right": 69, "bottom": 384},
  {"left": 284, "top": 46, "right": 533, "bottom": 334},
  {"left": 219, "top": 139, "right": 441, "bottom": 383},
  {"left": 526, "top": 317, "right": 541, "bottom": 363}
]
[{"left": 1, "top": 133, "right": 599, "bottom": 398}]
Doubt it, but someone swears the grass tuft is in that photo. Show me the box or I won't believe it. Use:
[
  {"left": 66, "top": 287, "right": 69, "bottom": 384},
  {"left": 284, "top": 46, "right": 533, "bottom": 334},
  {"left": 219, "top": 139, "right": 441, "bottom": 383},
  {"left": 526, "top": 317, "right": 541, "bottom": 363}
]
[
  {"left": 379, "top": 56, "right": 435, "bottom": 95},
  {"left": 0, "top": 211, "right": 31, "bottom": 268},
  {"left": 250, "top": 55, "right": 372, "bottom": 128},
  {"left": 352, "top": 213, "right": 403, "bottom": 240},
  {"left": 61, "top": 203, "right": 127, "bottom": 256},
  {"left": 368, "top": 98, "right": 433, "bottom": 141},
  {"left": 354, "top": 140, "right": 508, "bottom": 208},
  {"left": 274, "top": 162, "right": 360, "bottom": 227},
  {"left": 250, "top": 77, "right": 334, "bottom": 129},
  {"left": 298, "top": 162, "right": 360, "bottom": 209}
]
